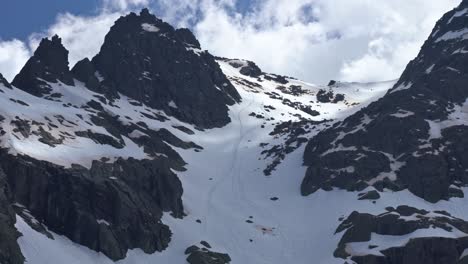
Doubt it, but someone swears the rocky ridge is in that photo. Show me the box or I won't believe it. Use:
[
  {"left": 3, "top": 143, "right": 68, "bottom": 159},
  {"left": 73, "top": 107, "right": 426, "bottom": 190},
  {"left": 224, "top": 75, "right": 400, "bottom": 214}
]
[{"left": 302, "top": 0, "right": 468, "bottom": 203}]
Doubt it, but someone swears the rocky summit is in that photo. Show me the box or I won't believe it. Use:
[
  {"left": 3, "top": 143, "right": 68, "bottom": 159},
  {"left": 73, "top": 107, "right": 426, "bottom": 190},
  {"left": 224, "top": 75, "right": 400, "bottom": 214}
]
[
  {"left": 86, "top": 8, "right": 240, "bottom": 129},
  {"left": 1, "top": 4, "right": 468, "bottom": 264},
  {"left": 302, "top": 0, "right": 468, "bottom": 203}
]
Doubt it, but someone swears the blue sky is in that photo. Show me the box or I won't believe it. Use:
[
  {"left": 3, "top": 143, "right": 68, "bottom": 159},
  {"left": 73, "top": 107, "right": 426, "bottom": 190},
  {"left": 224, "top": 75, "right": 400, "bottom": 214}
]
[
  {"left": 0, "top": 1, "right": 99, "bottom": 40},
  {"left": 0, "top": 0, "right": 460, "bottom": 84},
  {"left": 0, "top": 0, "right": 252, "bottom": 41}
]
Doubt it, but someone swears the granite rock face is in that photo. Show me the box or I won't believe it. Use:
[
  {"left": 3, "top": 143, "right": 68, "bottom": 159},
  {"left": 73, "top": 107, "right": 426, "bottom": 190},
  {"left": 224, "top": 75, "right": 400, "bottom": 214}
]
[
  {"left": 1, "top": 151, "right": 183, "bottom": 261},
  {"left": 0, "top": 73, "right": 12, "bottom": 89},
  {"left": 335, "top": 206, "right": 468, "bottom": 264},
  {"left": 185, "top": 243, "right": 232, "bottom": 264},
  {"left": 302, "top": 1, "right": 468, "bottom": 203},
  {"left": 86, "top": 8, "right": 240, "bottom": 129},
  {"left": 0, "top": 168, "right": 24, "bottom": 264},
  {"left": 12, "top": 35, "right": 74, "bottom": 96}
]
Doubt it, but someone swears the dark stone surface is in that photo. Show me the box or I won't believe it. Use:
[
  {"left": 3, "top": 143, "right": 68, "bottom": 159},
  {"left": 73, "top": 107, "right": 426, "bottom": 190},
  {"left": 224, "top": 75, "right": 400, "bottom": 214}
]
[
  {"left": 89, "top": 9, "right": 240, "bottom": 128},
  {"left": 12, "top": 9, "right": 241, "bottom": 129},
  {"left": 358, "top": 190, "right": 381, "bottom": 200},
  {"left": 316, "top": 89, "right": 334, "bottom": 103},
  {"left": 200, "top": 241, "right": 212, "bottom": 249},
  {"left": 1, "top": 151, "right": 184, "bottom": 261},
  {"left": 12, "top": 35, "right": 74, "bottom": 96},
  {"left": 224, "top": 58, "right": 263, "bottom": 78},
  {"left": 174, "top": 28, "right": 201, "bottom": 49},
  {"left": 302, "top": 0, "right": 468, "bottom": 203},
  {"left": 85, "top": 110, "right": 198, "bottom": 172},
  {"left": 351, "top": 236, "right": 468, "bottom": 264},
  {"left": 185, "top": 243, "right": 231, "bottom": 264},
  {"left": 0, "top": 168, "right": 24, "bottom": 264},
  {"left": 72, "top": 58, "right": 101, "bottom": 92},
  {"left": 0, "top": 73, "right": 12, "bottom": 89},
  {"left": 172, "top": 125, "right": 195, "bottom": 135},
  {"left": 14, "top": 204, "right": 53, "bottom": 239},
  {"left": 35, "top": 126, "right": 64, "bottom": 147},
  {"left": 263, "top": 74, "right": 289, "bottom": 84},
  {"left": 316, "top": 89, "right": 344, "bottom": 104},
  {"left": 261, "top": 120, "right": 328, "bottom": 176},
  {"left": 75, "top": 130, "right": 124, "bottom": 149},
  {"left": 185, "top": 245, "right": 200, "bottom": 255},
  {"left": 238, "top": 61, "right": 262, "bottom": 77},
  {"left": 335, "top": 206, "right": 468, "bottom": 263}
]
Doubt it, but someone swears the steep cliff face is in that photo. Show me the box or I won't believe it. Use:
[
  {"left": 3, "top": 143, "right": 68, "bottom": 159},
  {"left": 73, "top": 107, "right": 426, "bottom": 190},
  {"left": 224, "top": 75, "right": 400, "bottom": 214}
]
[
  {"left": 12, "top": 35, "right": 74, "bottom": 96},
  {"left": 302, "top": 1, "right": 468, "bottom": 203},
  {"left": 0, "top": 168, "right": 24, "bottom": 264},
  {"left": 2, "top": 152, "right": 184, "bottom": 260},
  {"left": 86, "top": 8, "right": 240, "bottom": 129}
]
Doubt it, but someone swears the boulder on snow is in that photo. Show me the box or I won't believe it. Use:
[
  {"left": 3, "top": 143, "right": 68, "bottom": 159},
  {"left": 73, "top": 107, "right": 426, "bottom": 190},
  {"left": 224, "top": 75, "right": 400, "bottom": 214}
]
[
  {"left": 334, "top": 206, "right": 468, "bottom": 263},
  {"left": 185, "top": 243, "right": 231, "bottom": 264}
]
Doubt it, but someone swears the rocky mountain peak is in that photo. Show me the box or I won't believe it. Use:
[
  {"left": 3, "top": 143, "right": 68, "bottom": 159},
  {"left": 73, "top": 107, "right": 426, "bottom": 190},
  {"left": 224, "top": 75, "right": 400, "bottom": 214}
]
[
  {"left": 12, "top": 35, "right": 74, "bottom": 96},
  {"left": 34, "top": 35, "right": 67, "bottom": 62},
  {"left": 386, "top": 2, "right": 468, "bottom": 104},
  {"left": 88, "top": 8, "right": 240, "bottom": 129},
  {"left": 302, "top": 0, "right": 468, "bottom": 203},
  {"left": 0, "top": 73, "right": 11, "bottom": 88}
]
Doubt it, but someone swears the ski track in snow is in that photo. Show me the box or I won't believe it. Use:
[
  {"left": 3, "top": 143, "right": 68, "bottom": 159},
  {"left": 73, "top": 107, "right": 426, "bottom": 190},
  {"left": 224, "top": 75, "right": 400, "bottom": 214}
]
[{"left": 14, "top": 62, "right": 465, "bottom": 263}]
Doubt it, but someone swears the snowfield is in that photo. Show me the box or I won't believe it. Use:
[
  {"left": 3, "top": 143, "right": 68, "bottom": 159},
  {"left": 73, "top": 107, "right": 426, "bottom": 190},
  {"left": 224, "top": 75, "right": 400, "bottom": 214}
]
[{"left": 12, "top": 61, "right": 464, "bottom": 264}]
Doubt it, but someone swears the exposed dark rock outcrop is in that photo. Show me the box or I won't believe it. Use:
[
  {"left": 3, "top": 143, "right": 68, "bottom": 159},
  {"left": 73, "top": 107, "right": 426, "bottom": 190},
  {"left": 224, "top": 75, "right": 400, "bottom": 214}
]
[
  {"left": 185, "top": 243, "right": 231, "bottom": 264},
  {"left": 316, "top": 89, "right": 345, "bottom": 103},
  {"left": 352, "top": 237, "right": 468, "bottom": 264},
  {"left": 236, "top": 61, "right": 262, "bottom": 78},
  {"left": 1, "top": 151, "right": 183, "bottom": 261},
  {"left": 335, "top": 206, "right": 468, "bottom": 264},
  {"left": 12, "top": 35, "right": 74, "bottom": 96},
  {"left": 261, "top": 119, "right": 329, "bottom": 176},
  {"left": 71, "top": 58, "right": 101, "bottom": 91},
  {"left": 86, "top": 9, "right": 240, "bottom": 129},
  {"left": 12, "top": 9, "right": 241, "bottom": 129},
  {"left": 0, "top": 73, "right": 12, "bottom": 89},
  {"left": 0, "top": 169, "right": 24, "bottom": 264},
  {"left": 302, "top": 1, "right": 468, "bottom": 203},
  {"left": 358, "top": 190, "right": 381, "bottom": 200}
]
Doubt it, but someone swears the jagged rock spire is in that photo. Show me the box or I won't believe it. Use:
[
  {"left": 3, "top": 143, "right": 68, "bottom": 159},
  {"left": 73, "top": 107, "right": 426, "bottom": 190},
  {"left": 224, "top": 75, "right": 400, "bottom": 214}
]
[
  {"left": 90, "top": 8, "right": 240, "bottom": 128},
  {"left": 12, "top": 35, "right": 74, "bottom": 96},
  {"left": 0, "top": 73, "right": 11, "bottom": 88}
]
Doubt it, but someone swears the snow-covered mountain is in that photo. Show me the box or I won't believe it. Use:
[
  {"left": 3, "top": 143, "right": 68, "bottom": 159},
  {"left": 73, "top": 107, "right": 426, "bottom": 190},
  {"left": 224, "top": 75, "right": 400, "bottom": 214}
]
[{"left": 1, "top": 2, "right": 468, "bottom": 264}]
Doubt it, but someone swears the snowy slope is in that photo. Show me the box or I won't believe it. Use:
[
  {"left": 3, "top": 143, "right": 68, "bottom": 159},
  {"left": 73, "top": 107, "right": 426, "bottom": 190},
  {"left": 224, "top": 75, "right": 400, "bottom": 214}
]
[
  {"left": 6, "top": 4, "right": 468, "bottom": 264},
  {"left": 11, "top": 60, "right": 400, "bottom": 264},
  {"left": 0, "top": 79, "right": 198, "bottom": 168}
]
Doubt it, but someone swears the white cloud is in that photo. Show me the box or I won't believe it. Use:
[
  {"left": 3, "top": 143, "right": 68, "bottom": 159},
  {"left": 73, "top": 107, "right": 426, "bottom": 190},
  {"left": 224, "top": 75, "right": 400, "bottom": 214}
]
[
  {"left": 0, "top": 39, "right": 30, "bottom": 81},
  {"left": 101, "top": 0, "right": 149, "bottom": 11},
  {"left": 28, "top": 12, "right": 121, "bottom": 67},
  {"left": 0, "top": 0, "right": 461, "bottom": 84},
  {"left": 184, "top": 0, "right": 461, "bottom": 83}
]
